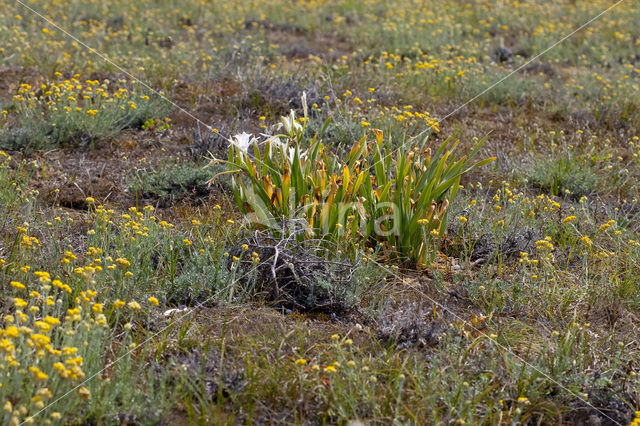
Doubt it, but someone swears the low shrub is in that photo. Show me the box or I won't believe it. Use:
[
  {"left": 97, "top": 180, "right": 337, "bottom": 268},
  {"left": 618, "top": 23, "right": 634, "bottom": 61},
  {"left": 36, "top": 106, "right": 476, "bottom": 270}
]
[
  {"left": 130, "top": 161, "right": 225, "bottom": 204},
  {"left": 0, "top": 76, "right": 170, "bottom": 151}
]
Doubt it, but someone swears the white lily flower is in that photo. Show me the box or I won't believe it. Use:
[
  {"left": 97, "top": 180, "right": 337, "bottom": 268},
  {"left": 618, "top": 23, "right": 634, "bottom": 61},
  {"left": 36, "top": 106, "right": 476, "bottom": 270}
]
[
  {"left": 265, "top": 134, "right": 293, "bottom": 161},
  {"left": 279, "top": 110, "right": 303, "bottom": 135},
  {"left": 230, "top": 132, "right": 258, "bottom": 153},
  {"left": 288, "top": 145, "right": 308, "bottom": 163},
  {"left": 263, "top": 134, "right": 282, "bottom": 151}
]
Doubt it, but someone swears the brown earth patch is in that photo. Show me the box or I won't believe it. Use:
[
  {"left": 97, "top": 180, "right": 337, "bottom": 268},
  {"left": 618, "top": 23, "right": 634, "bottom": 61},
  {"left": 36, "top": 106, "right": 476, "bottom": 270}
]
[
  {"left": 0, "top": 66, "right": 45, "bottom": 98},
  {"left": 27, "top": 129, "right": 205, "bottom": 210}
]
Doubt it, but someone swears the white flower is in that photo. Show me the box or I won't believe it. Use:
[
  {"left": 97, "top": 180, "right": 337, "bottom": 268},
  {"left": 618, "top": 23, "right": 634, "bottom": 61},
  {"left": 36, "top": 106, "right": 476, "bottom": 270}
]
[
  {"left": 230, "top": 132, "right": 257, "bottom": 153},
  {"left": 288, "top": 146, "right": 296, "bottom": 163},
  {"left": 279, "top": 110, "right": 303, "bottom": 135},
  {"left": 264, "top": 135, "right": 283, "bottom": 152},
  {"left": 265, "top": 134, "right": 305, "bottom": 163},
  {"left": 290, "top": 145, "right": 308, "bottom": 163}
]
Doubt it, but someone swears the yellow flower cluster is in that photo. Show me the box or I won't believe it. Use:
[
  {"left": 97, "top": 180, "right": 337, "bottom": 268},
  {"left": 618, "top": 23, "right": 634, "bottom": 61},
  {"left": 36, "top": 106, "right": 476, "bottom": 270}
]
[
  {"left": 5, "top": 74, "right": 164, "bottom": 149},
  {"left": 0, "top": 199, "right": 177, "bottom": 423},
  {"left": 535, "top": 236, "right": 555, "bottom": 252},
  {"left": 0, "top": 255, "right": 162, "bottom": 423},
  {"left": 12, "top": 77, "right": 144, "bottom": 118},
  {"left": 0, "top": 271, "right": 104, "bottom": 421},
  {"left": 324, "top": 91, "right": 440, "bottom": 134}
]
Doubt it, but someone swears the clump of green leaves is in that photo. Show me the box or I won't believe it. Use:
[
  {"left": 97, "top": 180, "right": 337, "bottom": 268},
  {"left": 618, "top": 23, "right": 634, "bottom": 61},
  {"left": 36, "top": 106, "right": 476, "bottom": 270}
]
[
  {"left": 130, "top": 161, "right": 225, "bottom": 203},
  {"left": 215, "top": 104, "right": 493, "bottom": 266},
  {"left": 528, "top": 152, "right": 600, "bottom": 199}
]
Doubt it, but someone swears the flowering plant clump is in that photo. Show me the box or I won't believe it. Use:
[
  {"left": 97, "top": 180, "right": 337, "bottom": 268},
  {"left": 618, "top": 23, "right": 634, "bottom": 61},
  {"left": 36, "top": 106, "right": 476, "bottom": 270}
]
[
  {"left": 0, "top": 265, "right": 142, "bottom": 424},
  {"left": 0, "top": 75, "right": 169, "bottom": 151},
  {"left": 215, "top": 97, "right": 494, "bottom": 265},
  {"left": 0, "top": 200, "right": 188, "bottom": 423}
]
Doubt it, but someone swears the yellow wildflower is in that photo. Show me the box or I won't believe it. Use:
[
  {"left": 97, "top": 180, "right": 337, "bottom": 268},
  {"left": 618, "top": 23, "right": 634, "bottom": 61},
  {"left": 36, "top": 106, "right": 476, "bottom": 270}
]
[
  {"left": 78, "top": 387, "right": 91, "bottom": 399},
  {"left": 128, "top": 301, "right": 141, "bottom": 310},
  {"left": 10, "top": 281, "right": 25, "bottom": 290},
  {"left": 4, "top": 326, "right": 19, "bottom": 338},
  {"left": 14, "top": 298, "right": 28, "bottom": 308}
]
